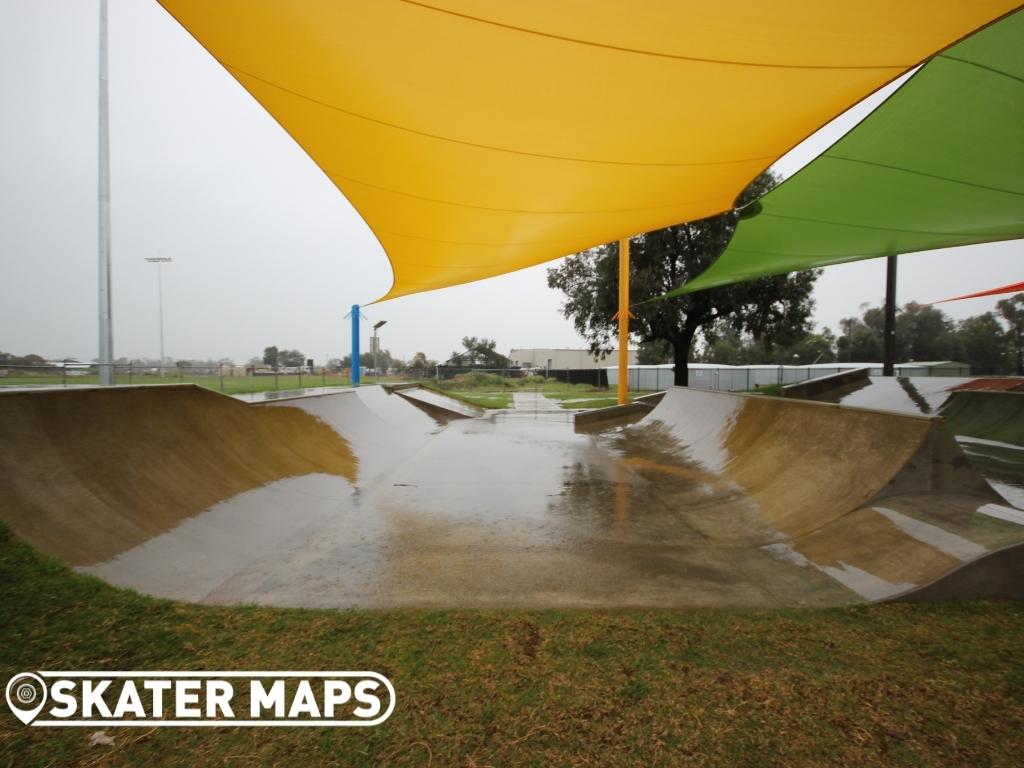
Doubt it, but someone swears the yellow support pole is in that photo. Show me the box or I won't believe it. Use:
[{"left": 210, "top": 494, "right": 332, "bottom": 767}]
[{"left": 617, "top": 237, "right": 630, "bottom": 406}]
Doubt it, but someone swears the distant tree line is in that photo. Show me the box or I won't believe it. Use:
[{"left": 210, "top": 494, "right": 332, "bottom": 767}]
[
  {"left": 634, "top": 293, "right": 1024, "bottom": 374},
  {"left": 0, "top": 352, "right": 48, "bottom": 367}
]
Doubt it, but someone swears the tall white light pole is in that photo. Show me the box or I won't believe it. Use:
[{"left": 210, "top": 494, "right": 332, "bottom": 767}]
[
  {"left": 372, "top": 320, "right": 387, "bottom": 378},
  {"left": 98, "top": 0, "right": 114, "bottom": 385},
  {"left": 145, "top": 257, "right": 172, "bottom": 373}
]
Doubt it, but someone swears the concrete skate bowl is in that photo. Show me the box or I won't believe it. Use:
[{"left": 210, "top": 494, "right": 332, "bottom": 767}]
[
  {"left": 602, "top": 388, "right": 1024, "bottom": 603},
  {"left": 1, "top": 384, "right": 1022, "bottom": 608},
  {"left": 796, "top": 374, "right": 973, "bottom": 415},
  {"left": 783, "top": 374, "right": 1024, "bottom": 508},
  {"left": 940, "top": 389, "right": 1024, "bottom": 509}
]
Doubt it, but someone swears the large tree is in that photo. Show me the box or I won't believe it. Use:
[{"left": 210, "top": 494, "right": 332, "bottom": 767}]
[
  {"left": 957, "top": 312, "right": 1008, "bottom": 373},
  {"left": 449, "top": 337, "right": 510, "bottom": 368},
  {"left": 408, "top": 351, "right": 437, "bottom": 371},
  {"left": 997, "top": 293, "right": 1024, "bottom": 374},
  {"left": 701, "top": 328, "right": 836, "bottom": 366},
  {"left": 547, "top": 173, "right": 820, "bottom": 385},
  {"left": 896, "top": 302, "right": 960, "bottom": 362},
  {"left": 835, "top": 317, "right": 883, "bottom": 363}
]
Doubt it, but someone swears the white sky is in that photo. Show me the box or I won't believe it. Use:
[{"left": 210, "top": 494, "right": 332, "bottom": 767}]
[{"left": 0, "top": 1, "right": 1020, "bottom": 364}]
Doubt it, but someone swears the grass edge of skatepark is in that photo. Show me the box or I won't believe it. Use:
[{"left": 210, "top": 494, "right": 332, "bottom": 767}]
[{"left": 2, "top": 524, "right": 1023, "bottom": 767}]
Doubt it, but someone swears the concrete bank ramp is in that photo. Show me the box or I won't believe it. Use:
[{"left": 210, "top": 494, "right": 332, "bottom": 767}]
[
  {"left": 802, "top": 375, "right": 973, "bottom": 415},
  {"left": 0, "top": 386, "right": 357, "bottom": 566},
  {"left": 785, "top": 376, "right": 1024, "bottom": 507},
  {"left": 622, "top": 387, "right": 1024, "bottom": 602},
  {"left": 939, "top": 390, "right": 1024, "bottom": 508}
]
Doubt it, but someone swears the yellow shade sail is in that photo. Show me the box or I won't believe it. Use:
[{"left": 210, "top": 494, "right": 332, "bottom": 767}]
[{"left": 158, "top": 1, "right": 1020, "bottom": 301}]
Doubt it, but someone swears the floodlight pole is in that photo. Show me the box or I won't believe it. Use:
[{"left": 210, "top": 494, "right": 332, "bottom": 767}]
[
  {"left": 372, "top": 320, "right": 387, "bottom": 381},
  {"left": 97, "top": 0, "right": 114, "bottom": 386},
  {"left": 145, "top": 257, "right": 172, "bottom": 375},
  {"left": 883, "top": 255, "right": 898, "bottom": 376},
  {"left": 617, "top": 237, "right": 631, "bottom": 405}
]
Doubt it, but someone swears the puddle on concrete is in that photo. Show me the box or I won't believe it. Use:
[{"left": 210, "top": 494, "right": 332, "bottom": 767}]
[{"left": 68, "top": 388, "right": 1024, "bottom": 609}]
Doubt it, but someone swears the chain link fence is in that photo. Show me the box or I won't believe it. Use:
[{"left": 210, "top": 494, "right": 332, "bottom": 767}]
[{"left": 0, "top": 362, "right": 355, "bottom": 395}]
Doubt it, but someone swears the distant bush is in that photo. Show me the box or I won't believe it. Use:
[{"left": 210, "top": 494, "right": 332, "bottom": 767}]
[
  {"left": 518, "top": 375, "right": 548, "bottom": 386},
  {"left": 433, "top": 372, "right": 513, "bottom": 389},
  {"left": 459, "top": 372, "right": 508, "bottom": 389}
]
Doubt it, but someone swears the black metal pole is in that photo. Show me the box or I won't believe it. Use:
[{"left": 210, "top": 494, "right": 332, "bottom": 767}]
[{"left": 883, "top": 254, "right": 898, "bottom": 377}]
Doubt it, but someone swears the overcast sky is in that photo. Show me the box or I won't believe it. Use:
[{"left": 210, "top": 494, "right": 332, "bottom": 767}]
[{"left": 1, "top": 1, "right": 1020, "bottom": 365}]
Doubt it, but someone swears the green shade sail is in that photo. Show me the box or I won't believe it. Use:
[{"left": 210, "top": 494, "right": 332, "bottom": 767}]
[{"left": 668, "top": 10, "right": 1024, "bottom": 297}]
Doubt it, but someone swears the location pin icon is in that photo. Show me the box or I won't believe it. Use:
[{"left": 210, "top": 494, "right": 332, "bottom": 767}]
[{"left": 5, "top": 673, "right": 48, "bottom": 725}]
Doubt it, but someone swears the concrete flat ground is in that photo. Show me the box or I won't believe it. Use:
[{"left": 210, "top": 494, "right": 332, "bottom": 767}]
[{"left": 1, "top": 384, "right": 1022, "bottom": 609}]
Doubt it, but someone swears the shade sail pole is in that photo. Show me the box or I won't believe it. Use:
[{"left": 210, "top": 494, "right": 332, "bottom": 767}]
[
  {"left": 883, "top": 255, "right": 898, "bottom": 377},
  {"left": 350, "top": 304, "right": 361, "bottom": 386},
  {"left": 617, "top": 238, "right": 630, "bottom": 405}
]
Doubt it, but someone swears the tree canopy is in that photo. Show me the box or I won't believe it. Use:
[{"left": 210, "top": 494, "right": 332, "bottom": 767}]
[
  {"left": 448, "top": 337, "right": 510, "bottom": 369},
  {"left": 261, "top": 346, "right": 305, "bottom": 368},
  {"left": 547, "top": 172, "right": 820, "bottom": 385},
  {"left": 832, "top": 297, "right": 1022, "bottom": 373},
  {"left": 998, "top": 294, "right": 1024, "bottom": 374}
]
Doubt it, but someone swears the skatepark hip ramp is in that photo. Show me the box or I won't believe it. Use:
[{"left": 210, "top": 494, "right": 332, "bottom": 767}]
[{"left": 0, "top": 384, "right": 1022, "bottom": 608}]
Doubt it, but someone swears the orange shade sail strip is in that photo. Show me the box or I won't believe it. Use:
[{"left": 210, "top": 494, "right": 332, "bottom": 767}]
[
  {"left": 157, "top": 1, "right": 1021, "bottom": 301},
  {"left": 934, "top": 281, "right": 1024, "bottom": 303}
]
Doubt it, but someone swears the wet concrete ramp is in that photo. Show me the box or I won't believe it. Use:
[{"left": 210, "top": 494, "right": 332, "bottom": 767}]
[
  {"left": 1, "top": 385, "right": 1022, "bottom": 608},
  {"left": 939, "top": 389, "right": 1024, "bottom": 508},
  {"left": 0, "top": 386, "right": 356, "bottom": 565},
  {"left": 634, "top": 388, "right": 1024, "bottom": 601},
  {"left": 805, "top": 375, "right": 972, "bottom": 415}
]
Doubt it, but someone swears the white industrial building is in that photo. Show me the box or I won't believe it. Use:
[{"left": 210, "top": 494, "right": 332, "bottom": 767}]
[{"left": 510, "top": 348, "right": 638, "bottom": 370}]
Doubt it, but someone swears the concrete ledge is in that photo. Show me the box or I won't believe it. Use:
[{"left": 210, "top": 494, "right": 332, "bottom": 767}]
[
  {"left": 634, "top": 391, "right": 666, "bottom": 406},
  {"left": 573, "top": 401, "right": 653, "bottom": 428},
  {"left": 782, "top": 367, "right": 870, "bottom": 400},
  {"left": 382, "top": 382, "right": 422, "bottom": 392},
  {"left": 393, "top": 388, "right": 481, "bottom": 421}
]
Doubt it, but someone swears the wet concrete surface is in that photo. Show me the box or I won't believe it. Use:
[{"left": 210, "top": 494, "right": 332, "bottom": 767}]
[
  {"left": 815, "top": 376, "right": 973, "bottom": 415},
  {"left": 808, "top": 378, "right": 1024, "bottom": 508},
  {"left": 52, "top": 386, "right": 1024, "bottom": 608}
]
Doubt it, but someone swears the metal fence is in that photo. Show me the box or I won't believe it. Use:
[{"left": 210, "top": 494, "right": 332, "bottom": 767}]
[
  {"left": 0, "top": 362, "right": 354, "bottom": 394},
  {"left": 3, "top": 360, "right": 996, "bottom": 396},
  {"left": 607, "top": 363, "right": 977, "bottom": 393}
]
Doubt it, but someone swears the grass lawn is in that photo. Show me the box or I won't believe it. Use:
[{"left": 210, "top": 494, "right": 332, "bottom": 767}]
[
  {"left": 746, "top": 384, "right": 784, "bottom": 397},
  {"left": 2, "top": 524, "right": 1023, "bottom": 766},
  {"left": 418, "top": 384, "right": 513, "bottom": 409},
  {"left": 448, "top": 391, "right": 514, "bottom": 409}
]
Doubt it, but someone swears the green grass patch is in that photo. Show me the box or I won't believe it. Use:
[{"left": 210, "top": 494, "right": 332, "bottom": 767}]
[
  {"left": 2, "top": 523, "right": 1024, "bottom": 765},
  {"left": 746, "top": 383, "right": 784, "bottom": 397},
  {"left": 453, "top": 393, "right": 513, "bottom": 409},
  {"left": 420, "top": 384, "right": 513, "bottom": 409}
]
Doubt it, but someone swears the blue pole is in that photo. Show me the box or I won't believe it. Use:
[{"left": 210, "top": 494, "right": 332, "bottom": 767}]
[{"left": 351, "top": 303, "right": 361, "bottom": 386}]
